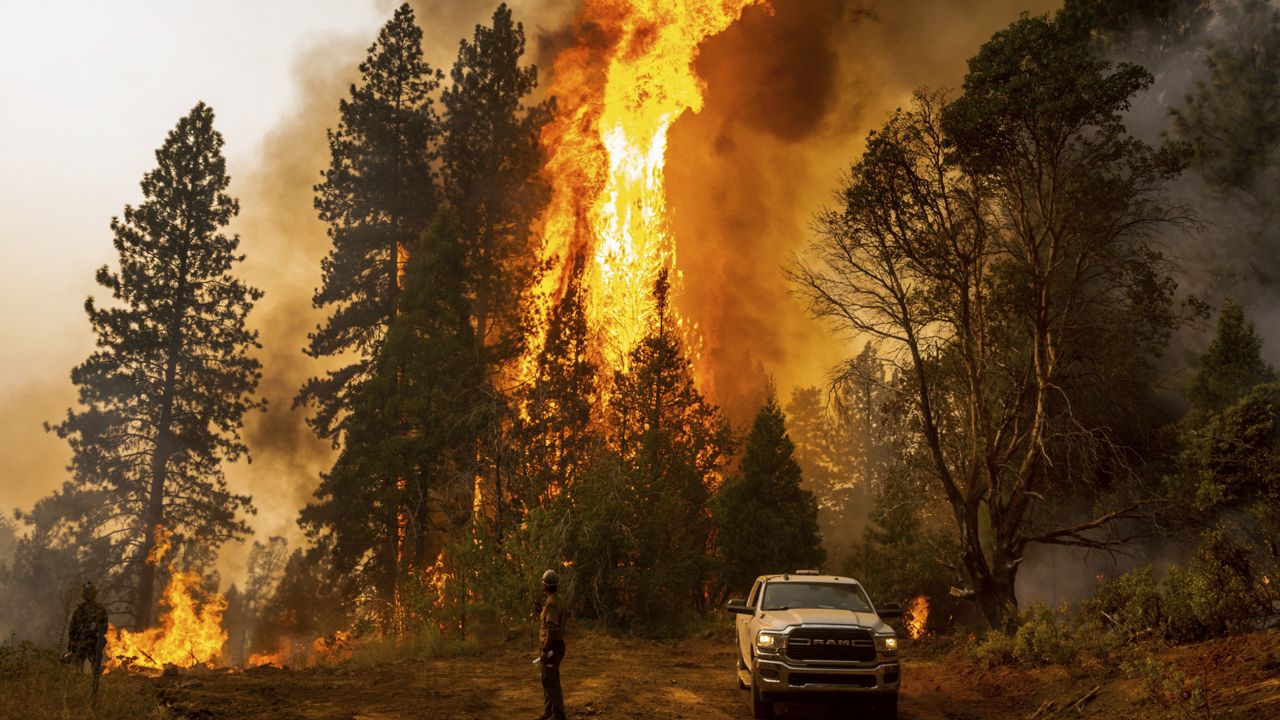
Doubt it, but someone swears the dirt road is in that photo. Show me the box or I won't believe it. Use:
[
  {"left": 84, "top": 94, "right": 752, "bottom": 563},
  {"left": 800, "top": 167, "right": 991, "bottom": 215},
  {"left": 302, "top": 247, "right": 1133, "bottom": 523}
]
[{"left": 152, "top": 630, "right": 1280, "bottom": 720}]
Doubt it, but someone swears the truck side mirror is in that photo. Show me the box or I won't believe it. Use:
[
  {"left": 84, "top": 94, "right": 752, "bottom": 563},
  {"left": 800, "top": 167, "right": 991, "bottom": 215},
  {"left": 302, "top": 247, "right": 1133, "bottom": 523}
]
[
  {"left": 878, "top": 602, "right": 904, "bottom": 619},
  {"left": 726, "top": 598, "right": 754, "bottom": 615}
]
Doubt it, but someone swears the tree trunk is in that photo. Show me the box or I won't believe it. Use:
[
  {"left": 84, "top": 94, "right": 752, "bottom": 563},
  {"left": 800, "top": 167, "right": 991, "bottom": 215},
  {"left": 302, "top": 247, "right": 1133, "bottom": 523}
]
[
  {"left": 384, "top": 510, "right": 401, "bottom": 635},
  {"left": 954, "top": 500, "right": 1019, "bottom": 632},
  {"left": 135, "top": 335, "right": 182, "bottom": 629},
  {"left": 135, "top": 424, "right": 175, "bottom": 629}
]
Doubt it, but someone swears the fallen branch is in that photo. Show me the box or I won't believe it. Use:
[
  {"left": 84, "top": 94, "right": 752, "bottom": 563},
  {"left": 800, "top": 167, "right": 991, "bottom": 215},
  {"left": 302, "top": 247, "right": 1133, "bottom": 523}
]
[
  {"left": 1027, "top": 699, "right": 1055, "bottom": 719},
  {"left": 1068, "top": 685, "right": 1100, "bottom": 714},
  {"left": 1100, "top": 610, "right": 1134, "bottom": 639},
  {"left": 1028, "top": 685, "right": 1101, "bottom": 719}
]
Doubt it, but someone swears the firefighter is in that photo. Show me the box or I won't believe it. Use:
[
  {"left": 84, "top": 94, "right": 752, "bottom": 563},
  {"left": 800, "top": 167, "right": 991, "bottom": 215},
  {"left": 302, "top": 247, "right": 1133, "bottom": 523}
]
[
  {"left": 536, "top": 569, "right": 567, "bottom": 720},
  {"left": 65, "top": 581, "right": 109, "bottom": 702}
]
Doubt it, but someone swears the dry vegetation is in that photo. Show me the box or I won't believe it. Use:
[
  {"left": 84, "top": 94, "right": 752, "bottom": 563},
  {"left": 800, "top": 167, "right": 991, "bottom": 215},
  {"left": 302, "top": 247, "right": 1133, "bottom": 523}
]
[{"left": 0, "top": 642, "right": 169, "bottom": 720}]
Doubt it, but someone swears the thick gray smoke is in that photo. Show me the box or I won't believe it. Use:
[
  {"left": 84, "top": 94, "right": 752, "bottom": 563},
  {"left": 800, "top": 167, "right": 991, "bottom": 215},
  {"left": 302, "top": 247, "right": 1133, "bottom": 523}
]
[{"left": 1117, "top": 4, "right": 1280, "bottom": 356}]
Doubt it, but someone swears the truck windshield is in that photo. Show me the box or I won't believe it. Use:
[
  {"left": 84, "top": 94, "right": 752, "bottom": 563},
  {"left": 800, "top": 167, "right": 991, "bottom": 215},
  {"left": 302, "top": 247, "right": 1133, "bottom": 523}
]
[{"left": 761, "top": 582, "right": 874, "bottom": 612}]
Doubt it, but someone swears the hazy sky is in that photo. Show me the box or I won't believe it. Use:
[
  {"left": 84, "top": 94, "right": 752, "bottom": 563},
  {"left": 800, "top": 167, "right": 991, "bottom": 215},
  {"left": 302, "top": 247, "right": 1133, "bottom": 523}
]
[{"left": 0, "top": 2, "right": 390, "bottom": 514}]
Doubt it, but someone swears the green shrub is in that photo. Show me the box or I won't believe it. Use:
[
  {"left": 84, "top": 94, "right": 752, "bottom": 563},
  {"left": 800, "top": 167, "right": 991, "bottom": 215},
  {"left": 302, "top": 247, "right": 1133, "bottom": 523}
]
[
  {"left": 1125, "top": 655, "right": 1214, "bottom": 720},
  {"left": 1159, "top": 565, "right": 1211, "bottom": 643},
  {"left": 1012, "top": 603, "right": 1078, "bottom": 666},
  {"left": 973, "top": 630, "right": 1017, "bottom": 668},
  {"left": 1087, "top": 530, "right": 1264, "bottom": 644},
  {"left": 1161, "top": 531, "right": 1261, "bottom": 642},
  {"left": 1085, "top": 565, "right": 1163, "bottom": 634}
]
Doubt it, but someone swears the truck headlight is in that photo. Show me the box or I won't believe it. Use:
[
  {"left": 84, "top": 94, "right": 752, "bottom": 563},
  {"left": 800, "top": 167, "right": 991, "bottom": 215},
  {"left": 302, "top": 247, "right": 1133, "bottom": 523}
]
[
  {"left": 755, "top": 631, "right": 782, "bottom": 653},
  {"left": 875, "top": 635, "right": 898, "bottom": 654}
]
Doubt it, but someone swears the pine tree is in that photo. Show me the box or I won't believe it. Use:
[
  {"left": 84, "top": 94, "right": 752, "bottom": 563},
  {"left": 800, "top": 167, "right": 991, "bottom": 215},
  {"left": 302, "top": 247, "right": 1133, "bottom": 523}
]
[
  {"left": 517, "top": 258, "right": 600, "bottom": 511},
  {"left": 298, "top": 3, "right": 443, "bottom": 442},
  {"left": 715, "top": 397, "right": 825, "bottom": 594},
  {"left": 440, "top": 3, "right": 552, "bottom": 539},
  {"left": 1187, "top": 299, "right": 1278, "bottom": 418},
  {"left": 300, "top": 209, "right": 487, "bottom": 621},
  {"left": 608, "top": 271, "right": 732, "bottom": 623},
  {"left": 441, "top": 2, "right": 551, "bottom": 364},
  {"left": 45, "top": 102, "right": 263, "bottom": 628}
]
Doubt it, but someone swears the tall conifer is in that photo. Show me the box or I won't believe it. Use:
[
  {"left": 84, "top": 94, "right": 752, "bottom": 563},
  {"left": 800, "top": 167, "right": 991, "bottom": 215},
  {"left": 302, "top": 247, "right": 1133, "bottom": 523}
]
[
  {"left": 299, "top": 3, "right": 443, "bottom": 442},
  {"left": 47, "top": 103, "right": 263, "bottom": 627},
  {"left": 714, "top": 397, "right": 825, "bottom": 594},
  {"left": 607, "top": 271, "right": 732, "bottom": 619}
]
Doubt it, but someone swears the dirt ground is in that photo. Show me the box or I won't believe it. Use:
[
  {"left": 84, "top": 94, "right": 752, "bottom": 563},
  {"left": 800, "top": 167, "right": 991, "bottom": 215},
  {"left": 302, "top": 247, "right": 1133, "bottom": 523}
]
[{"left": 148, "top": 629, "right": 1280, "bottom": 720}]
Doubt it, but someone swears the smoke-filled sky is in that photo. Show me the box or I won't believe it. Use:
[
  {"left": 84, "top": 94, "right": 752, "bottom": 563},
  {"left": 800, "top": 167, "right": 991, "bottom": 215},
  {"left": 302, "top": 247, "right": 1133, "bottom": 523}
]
[{"left": 0, "top": 0, "right": 1058, "bottom": 585}]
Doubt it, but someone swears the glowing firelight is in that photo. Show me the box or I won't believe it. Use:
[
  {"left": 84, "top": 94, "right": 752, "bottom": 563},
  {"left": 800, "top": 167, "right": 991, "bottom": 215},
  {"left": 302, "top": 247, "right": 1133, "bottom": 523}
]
[
  {"left": 532, "top": 0, "right": 765, "bottom": 372},
  {"left": 906, "top": 595, "right": 929, "bottom": 640},
  {"left": 105, "top": 527, "right": 227, "bottom": 672},
  {"left": 248, "top": 630, "right": 353, "bottom": 668}
]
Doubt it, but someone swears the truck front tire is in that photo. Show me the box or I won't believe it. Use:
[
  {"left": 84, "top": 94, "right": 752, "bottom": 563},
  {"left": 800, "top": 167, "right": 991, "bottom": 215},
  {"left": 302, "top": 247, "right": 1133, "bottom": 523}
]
[{"left": 750, "top": 680, "right": 775, "bottom": 719}]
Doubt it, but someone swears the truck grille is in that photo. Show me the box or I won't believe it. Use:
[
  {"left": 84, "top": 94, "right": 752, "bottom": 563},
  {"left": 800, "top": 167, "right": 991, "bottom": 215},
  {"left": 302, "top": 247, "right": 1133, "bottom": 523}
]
[{"left": 785, "top": 628, "right": 875, "bottom": 662}]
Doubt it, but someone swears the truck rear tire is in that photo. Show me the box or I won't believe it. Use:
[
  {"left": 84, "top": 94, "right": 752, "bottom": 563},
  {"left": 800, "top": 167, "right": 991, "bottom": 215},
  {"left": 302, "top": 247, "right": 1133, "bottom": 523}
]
[{"left": 750, "top": 681, "right": 775, "bottom": 719}]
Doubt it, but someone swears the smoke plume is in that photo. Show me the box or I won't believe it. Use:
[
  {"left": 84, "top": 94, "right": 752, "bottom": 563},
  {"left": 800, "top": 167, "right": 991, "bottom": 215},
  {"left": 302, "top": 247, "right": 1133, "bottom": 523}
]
[{"left": 668, "top": 0, "right": 1059, "bottom": 426}]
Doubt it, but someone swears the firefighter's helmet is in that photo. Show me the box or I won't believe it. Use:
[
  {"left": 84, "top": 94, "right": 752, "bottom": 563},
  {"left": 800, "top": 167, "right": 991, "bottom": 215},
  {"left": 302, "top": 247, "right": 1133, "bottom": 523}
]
[{"left": 541, "top": 569, "right": 560, "bottom": 588}]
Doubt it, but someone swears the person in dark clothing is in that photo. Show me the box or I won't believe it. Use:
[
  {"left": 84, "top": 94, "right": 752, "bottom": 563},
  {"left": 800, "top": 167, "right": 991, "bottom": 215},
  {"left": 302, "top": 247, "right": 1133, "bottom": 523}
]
[
  {"left": 536, "top": 569, "right": 567, "bottom": 720},
  {"left": 65, "top": 582, "right": 109, "bottom": 702}
]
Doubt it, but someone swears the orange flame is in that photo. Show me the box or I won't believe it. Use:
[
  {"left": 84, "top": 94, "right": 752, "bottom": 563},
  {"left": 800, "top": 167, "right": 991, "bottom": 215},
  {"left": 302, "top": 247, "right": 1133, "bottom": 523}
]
[
  {"left": 906, "top": 595, "right": 929, "bottom": 640},
  {"left": 144, "top": 524, "right": 173, "bottom": 566},
  {"left": 105, "top": 568, "right": 227, "bottom": 671},
  {"left": 531, "top": 0, "right": 765, "bottom": 373},
  {"left": 248, "top": 630, "right": 353, "bottom": 668},
  {"left": 247, "top": 638, "right": 290, "bottom": 668}
]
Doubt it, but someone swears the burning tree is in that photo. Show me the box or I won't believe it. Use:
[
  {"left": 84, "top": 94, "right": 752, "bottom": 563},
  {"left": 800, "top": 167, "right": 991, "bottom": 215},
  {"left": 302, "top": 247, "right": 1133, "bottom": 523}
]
[
  {"left": 301, "top": 210, "right": 487, "bottom": 628},
  {"left": 41, "top": 102, "right": 263, "bottom": 628},
  {"left": 440, "top": 3, "right": 553, "bottom": 541},
  {"left": 517, "top": 259, "right": 601, "bottom": 510},
  {"left": 602, "top": 272, "right": 732, "bottom": 621},
  {"left": 791, "top": 15, "right": 1192, "bottom": 629},
  {"left": 441, "top": 2, "right": 550, "bottom": 368},
  {"left": 300, "top": 4, "right": 552, "bottom": 628},
  {"left": 299, "top": 3, "right": 451, "bottom": 626}
]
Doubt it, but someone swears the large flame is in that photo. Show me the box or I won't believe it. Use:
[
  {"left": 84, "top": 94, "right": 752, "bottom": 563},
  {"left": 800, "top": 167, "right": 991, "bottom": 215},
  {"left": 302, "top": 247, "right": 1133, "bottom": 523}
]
[
  {"left": 105, "top": 528, "right": 227, "bottom": 672},
  {"left": 533, "top": 0, "right": 765, "bottom": 371},
  {"left": 105, "top": 571, "right": 226, "bottom": 671}
]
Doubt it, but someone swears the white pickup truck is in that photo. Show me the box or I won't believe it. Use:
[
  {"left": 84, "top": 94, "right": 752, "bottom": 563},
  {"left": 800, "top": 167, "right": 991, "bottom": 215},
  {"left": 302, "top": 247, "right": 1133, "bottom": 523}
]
[{"left": 727, "top": 571, "right": 903, "bottom": 719}]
